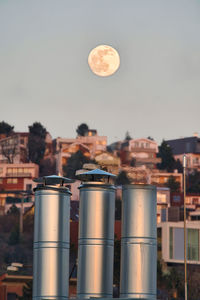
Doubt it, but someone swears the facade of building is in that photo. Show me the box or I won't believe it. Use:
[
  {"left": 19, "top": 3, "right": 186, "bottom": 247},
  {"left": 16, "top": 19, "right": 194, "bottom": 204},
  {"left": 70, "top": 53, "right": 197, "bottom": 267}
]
[
  {"left": 158, "top": 221, "right": 200, "bottom": 265},
  {"left": 0, "top": 133, "right": 29, "bottom": 164},
  {"left": 0, "top": 163, "right": 39, "bottom": 214},
  {"left": 94, "top": 152, "right": 120, "bottom": 175},
  {"left": 54, "top": 132, "right": 107, "bottom": 175},
  {"left": 166, "top": 136, "right": 200, "bottom": 171},
  {"left": 157, "top": 187, "right": 170, "bottom": 223},
  {"left": 121, "top": 166, "right": 182, "bottom": 190},
  {"left": 128, "top": 138, "right": 161, "bottom": 169},
  {"left": 0, "top": 273, "right": 32, "bottom": 300},
  {"left": 150, "top": 170, "right": 183, "bottom": 191}
]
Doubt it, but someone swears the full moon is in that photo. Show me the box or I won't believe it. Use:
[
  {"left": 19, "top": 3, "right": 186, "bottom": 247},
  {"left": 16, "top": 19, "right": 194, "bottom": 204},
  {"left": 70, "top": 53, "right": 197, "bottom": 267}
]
[{"left": 88, "top": 45, "right": 120, "bottom": 77}]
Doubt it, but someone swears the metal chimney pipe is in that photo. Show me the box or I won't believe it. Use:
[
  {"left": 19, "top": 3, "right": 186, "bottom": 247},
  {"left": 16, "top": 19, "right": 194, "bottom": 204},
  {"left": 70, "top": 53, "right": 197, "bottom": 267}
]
[
  {"left": 76, "top": 169, "right": 116, "bottom": 298},
  {"left": 32, "top": 175, "right": 72, "bottom": 300},
  {"left": 120, "top": 184, "right": 157, "bottom": 299}
]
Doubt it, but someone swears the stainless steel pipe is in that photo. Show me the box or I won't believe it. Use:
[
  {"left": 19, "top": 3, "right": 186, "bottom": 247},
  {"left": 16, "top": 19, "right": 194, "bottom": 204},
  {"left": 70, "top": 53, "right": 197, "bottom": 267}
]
[
  {"left": 77, "top": 181, "right": 116, "bottom": 298},
  {"left": 33, "top": 176, "right": 71, "bottom": 300},
  {"left": 120, "top": 184, "right": 157, "bottom": 299}
]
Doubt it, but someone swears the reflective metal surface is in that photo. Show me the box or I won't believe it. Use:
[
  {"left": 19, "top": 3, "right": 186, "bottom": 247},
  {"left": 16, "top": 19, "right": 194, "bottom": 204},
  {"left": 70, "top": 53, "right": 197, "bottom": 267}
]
[
  {"left": 120, "top": 184, "right": 157, "bottom": 299},
  {"left": 33, "top": 185, "right": 71, "bottom": 300},
  {"left": 76, "top": 169, "right": 116, "bottom": 183},
  {"left": 77, "top": 182, "right": 115, "bottom": 298}
]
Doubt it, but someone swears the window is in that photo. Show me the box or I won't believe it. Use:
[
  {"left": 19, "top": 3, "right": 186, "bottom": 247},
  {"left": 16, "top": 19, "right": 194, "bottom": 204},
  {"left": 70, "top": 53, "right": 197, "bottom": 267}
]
[
  {"left": 193, "top": 158, "right": 199, "bottom": 164},
  {"left": 0, "top": 167, "right": 3, "bottom": 174},
  {"left": 169, "top": 227, "right": 173, "bottom": 259},
  {"left": 0, "top": 178, "right": 2, "bottom": 184},
  {"left": 7, "top": 178, "right": 18, "bottom": 184},
  {"left": 158, "top": 194, "right": 167, "bottom": 203},
  {"left": 187, "top": 229, "right": 199, "bottom": 261},
  {"left": 169, "top": 227, "right": 199, "bottom": 261},
  {"left": 26, "top": 184, "right": 32, "bottom": 191}
]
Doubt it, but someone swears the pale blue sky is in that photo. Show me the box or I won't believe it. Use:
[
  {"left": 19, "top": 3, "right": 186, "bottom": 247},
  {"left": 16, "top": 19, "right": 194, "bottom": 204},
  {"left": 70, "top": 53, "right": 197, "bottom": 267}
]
[{"left": 0, "top": 0, "right": 200, "bottom": 144}]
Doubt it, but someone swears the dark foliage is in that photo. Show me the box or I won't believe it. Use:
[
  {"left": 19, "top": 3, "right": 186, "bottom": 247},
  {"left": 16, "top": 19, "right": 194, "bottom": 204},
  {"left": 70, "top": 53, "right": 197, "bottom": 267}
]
[
  {"left": 157, "top": 140, "right": 175, "bottom": 172},
  {"left": 19, "top": 280, "right": 32, "bottom": 300},
  {"left": 28, "top": 122, "right": 47, "bottom": 165},
  {"left": 7, "top": 204, "right": 20, "bottom": 215},
  {"left": 8, "top": 225, "right": 20, "bottom": 245},
  {"left": 63, "top": 150, "right": 90, "bottom": 179},
  {"left": 39, "top": 157, "right": 56, "bottom": 176},
  {"left": 76, "top": 123, "right": 89, "bottom": 136},
  {"left": 165, "top": 176, "right": 180, "bottom": 193},
  {"left": 125, "top": 131, "right": 132, "bottom": 141},
  {"left": 188, "top": 170, "right": 200, "bottom": 193},
  {"left": 147, "top": 136, "right": 154, "bottom": 141},
  {"left": 115, "top": 171, "right": 130, "bottom": 185},
  {"left": 130, "top": 157, "right": 136, "bottom": 167},
  {"left": 174, "top": 158, "right": 183, "bottom": 173},
  {"left": 0, "top": 121, "right": 14, "bottom": 135}
]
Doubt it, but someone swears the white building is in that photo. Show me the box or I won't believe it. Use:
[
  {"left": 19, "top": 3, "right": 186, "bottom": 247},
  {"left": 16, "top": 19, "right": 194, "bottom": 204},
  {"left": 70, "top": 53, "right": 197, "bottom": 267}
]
[{"left": 158, "top": 221, "right": 200, "bottom": 264}]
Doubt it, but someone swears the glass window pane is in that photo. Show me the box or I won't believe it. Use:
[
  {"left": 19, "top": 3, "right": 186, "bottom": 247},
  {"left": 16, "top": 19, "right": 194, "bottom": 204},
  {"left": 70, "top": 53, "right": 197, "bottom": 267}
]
[
  {"left": 174, "top": 228, "right": 184, "bottom": 260},
  {"left": 170, "top": 227, "right": 173, "bottom": 259},
  {"left": 187, "top": 229, "right": 199, "bottom": 261}
]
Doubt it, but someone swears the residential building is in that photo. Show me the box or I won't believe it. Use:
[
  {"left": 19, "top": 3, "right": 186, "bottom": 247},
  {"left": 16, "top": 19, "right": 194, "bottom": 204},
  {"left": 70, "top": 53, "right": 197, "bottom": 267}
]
[
  {"left": 0, "top": 133, "right": 29, "bottom": 164},
  {"left": 54, "top": 131, "right": 107, "bottom": 175},
  {"left": 166, "top": 135, "right": 200, "bottom": 171},
  {"left": 0, "top": 163, "right": 39, "bottom": 214},
  {"left": 0, "top": 273, "right": 32, "bottom": 300},
  {"left": 94, "top": 152, "right": 120, "bottom": 175},
  {"left": 150, "top": 170, "right": 183, "bottom": 191},
  {"left": 157, "top": 187, "right": 170, "bottom": 223},
  {"left": 121, "top": 166, "right": 182, "bottom": 190},
  {"left": 128, "top": 138, "right": 161, "bottom": 169},
  {"left": 158, "top": 221, "right": 200, "bottom": 265}
]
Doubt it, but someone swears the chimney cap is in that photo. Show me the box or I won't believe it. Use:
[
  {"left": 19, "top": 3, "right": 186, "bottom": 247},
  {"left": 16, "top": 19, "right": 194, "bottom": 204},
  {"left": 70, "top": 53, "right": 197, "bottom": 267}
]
[
  {"left": 34, "top": 175, "right": 73, "bottom": 186},
  {"left": 76, "top": 168, "right": 116, "bottom": 182}
]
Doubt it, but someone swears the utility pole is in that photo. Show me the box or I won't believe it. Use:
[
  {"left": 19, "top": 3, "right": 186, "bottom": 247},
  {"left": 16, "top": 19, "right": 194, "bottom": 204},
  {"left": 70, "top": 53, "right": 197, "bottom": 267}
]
[{"left": 183, "top": 154, "right": 187, "bottom": 300}]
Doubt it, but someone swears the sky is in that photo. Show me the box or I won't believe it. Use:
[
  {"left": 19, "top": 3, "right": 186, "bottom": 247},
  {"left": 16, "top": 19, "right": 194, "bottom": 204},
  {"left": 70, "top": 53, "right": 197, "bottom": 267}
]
[{"left": 0, "top": 0, "right": 200, "bottom": 144}]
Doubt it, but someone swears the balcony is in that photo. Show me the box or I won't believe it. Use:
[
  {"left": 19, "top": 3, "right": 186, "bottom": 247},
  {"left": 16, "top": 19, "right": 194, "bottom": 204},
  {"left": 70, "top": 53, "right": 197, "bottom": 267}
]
[{"left": 6, "top": 173, "right": 32, "bottom": 178}]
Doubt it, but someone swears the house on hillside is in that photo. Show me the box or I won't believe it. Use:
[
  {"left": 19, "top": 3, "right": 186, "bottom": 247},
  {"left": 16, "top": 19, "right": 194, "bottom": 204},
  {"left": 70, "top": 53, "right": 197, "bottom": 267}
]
[
  {"left": 94, "top": 152, "right": 120, "bottom": 175},
  {"left": 166, "top": 135, "right": 200, "bottom": 171},
  {"left": 54, "top": 131, "right": 107, "bottom": 175}
]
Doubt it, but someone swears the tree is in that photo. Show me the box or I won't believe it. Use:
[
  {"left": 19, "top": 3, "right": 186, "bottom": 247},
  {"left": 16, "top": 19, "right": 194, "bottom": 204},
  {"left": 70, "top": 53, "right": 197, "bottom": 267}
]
[
  {"left": 115, "top": 171, "right": 130, "bottom": 185},
  {"left": 8, "top": 225, "right": 20, "bottom": 245},
  {"left": 125, "top": 131, "right": 132, "bottom": 141},
  {"left": 19, "top": 280, "right": 32, "bottom": 300},
  {"left": 39, "top": 157, "right": 56, "bottom": 176},
  {"left": 7, "top": 204, "right": 20, "bottom": 215},
  {"left": 165, "top": 176, "right": 180, "bottom": 193},
  {"left": 188, "top": 171, "right": 200, "bottom": 193},
  {"left": 28, "top": 122, "right": 47, "bottom": 165},
  {"left": 147, "top": 136, "right": 154, "bottom": 141},
  {"left": 0, "top": 121, "right": 14, "bottom": 136},
  {"left": 130, "top": 157, "right": 136, "bottom": 167},
  {"left": 157, "top": 140, "right": 175, "bottom": 172},
  {"left": 0, "top": 136, "right": 18, "bottom": 163},
  {"left": 76, "top": 123, "right": 89, "bottom": 136},
  {"left": 174, "top": 158, "right": 183, "bottom": 173},
  {"left": 63, "top": 150, "right": 90, "bottom": 179}
]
